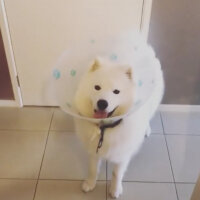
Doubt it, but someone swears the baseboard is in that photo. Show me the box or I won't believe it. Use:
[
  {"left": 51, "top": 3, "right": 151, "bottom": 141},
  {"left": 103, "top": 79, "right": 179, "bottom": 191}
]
[
  {"left": 0, "top": 100, "right": 21, "bottom": 107},
  {"left": 159, "top": 104, "right": 200, "bottom": 112},
  {"left": 1, "top": 102, "right": 200, "bottom": 111}
]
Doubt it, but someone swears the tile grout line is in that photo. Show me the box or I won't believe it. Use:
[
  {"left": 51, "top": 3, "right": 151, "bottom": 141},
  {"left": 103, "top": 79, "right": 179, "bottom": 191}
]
[
  {"left": 1, "top": 130, "right": 199, "bottom": 136},
  {"left": 164, "top": 136, "right": 179, "bottom": 200},
  {"left": 160, "top": 112, "right": 180, "bottom": 200},
  {"left": 106, "top": 161, "right": 108, "bottom": 200},
  {"left": 162, "top": 133, "right": 200, "bottom": 136},
  {"left": 32, "top": 111, "right": 55, "bottom": 200},
  {"left": 0, "top": 129, "right": 53, "bottom": 132},
  {"left": 159, "top": 111, "right": 166, "bottom": 134},
  {"left": 0, "top": 177, "right": 195, "bottom": 184}
]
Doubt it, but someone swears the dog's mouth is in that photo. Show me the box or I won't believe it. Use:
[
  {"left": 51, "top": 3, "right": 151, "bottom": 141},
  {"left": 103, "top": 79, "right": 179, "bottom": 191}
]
[{"left": 93, "top": 107, "right": 117, "bottom": 119}]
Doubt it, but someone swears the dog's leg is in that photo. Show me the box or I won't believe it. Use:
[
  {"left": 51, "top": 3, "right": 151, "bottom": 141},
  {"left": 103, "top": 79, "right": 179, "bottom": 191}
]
[
  {"left": 145, "top": 123, "right": 151, "bottom": 138},
  {"left": 110, "top": 160, "right": 129, "bottom": 198},
  {"left": 82, "top": 155, "right": 101, "bottom": 192}
]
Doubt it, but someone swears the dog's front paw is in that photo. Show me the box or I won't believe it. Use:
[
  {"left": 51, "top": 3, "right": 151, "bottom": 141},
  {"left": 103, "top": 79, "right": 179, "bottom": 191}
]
[
  {"left": 109, "top": 184, "right": 123, "bottom": 199},
  {"left": 82, "top": 180, "right": 96, "bottom": 192}
]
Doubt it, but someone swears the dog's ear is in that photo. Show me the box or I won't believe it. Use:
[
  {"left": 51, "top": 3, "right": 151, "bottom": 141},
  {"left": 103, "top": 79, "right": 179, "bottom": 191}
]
[
  {"left": 89, "top": 59, "right": 101, "bottom": 72},
  {"left": 126, "top": 67, "right": 133, "bottom": 80}
]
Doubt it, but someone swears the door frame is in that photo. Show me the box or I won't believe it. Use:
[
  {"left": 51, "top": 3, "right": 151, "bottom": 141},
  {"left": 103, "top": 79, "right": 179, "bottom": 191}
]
[
  {"left": 140, "top": 0, "right": 153, "bottom": 40},
  {"left": 0, "top": 0, "right": 22, "bottom": 107}
]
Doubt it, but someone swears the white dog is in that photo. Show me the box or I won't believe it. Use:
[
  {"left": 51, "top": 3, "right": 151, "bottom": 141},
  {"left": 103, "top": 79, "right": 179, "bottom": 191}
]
[{"left": 74, "top": 42, "right": 164, "bottom": 198}]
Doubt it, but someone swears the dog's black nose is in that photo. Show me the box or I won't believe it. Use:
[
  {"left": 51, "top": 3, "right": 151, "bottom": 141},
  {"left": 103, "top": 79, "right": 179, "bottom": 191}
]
[{"left": 97, "top": 99, "right": 108, "bottom": 110}]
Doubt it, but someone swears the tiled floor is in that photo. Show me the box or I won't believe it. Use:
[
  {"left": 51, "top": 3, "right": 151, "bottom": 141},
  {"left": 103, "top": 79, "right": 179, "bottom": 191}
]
[{"left": 0, "top": 107, "right": 199, "bottom": 200}]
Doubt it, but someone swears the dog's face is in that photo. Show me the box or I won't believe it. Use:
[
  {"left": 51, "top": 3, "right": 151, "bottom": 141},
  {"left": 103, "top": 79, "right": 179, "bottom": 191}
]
[{"left": 75, "top": 58, "right": 135, "bottom": 118}]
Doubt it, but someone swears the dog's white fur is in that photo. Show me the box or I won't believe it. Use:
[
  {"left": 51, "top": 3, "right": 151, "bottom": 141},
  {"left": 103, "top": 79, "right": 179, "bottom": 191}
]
[{"left": 74, "top": 42, "right": 164, "bottom": 198}]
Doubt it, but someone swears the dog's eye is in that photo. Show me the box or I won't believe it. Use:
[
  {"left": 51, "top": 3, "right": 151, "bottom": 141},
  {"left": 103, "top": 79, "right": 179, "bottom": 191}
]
[
  {"left": 113, "top": 89, "right": 120, "bottom": 94},
  {"left": 94, "top": 85, "right": 101, "bottom": 90}
]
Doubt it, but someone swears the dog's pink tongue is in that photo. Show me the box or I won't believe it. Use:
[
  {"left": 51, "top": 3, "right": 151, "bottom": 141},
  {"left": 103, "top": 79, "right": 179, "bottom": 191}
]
[{"left": 93, "top": 111, "right": 108, "bottom": 119}]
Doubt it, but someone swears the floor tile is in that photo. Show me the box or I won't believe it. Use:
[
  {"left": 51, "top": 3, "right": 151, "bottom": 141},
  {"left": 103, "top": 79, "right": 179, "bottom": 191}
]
[
  {"left": 166, "top": 135, "right": 200, "bottom": 182},
  {"left": 0, "top": 130, "right": 47, "bottom": 178},
  {"left": 0, "top": 107, "right": 53, "bottom": 131},
  {"left": 108, "top": 135, "right": 173, "bottom": 182},
  {"left": 0, "top": 179, "right": 36, "bottom": 200},
  {"left": 107, "top": 182, "right": 177, "bottom": 200},
  {"left": 161, "top": 111, "right": 200, "bottom": 135},
  {"left": 34, "top": 180, "right": 106, "bottom": 200},
  {"left": 150, "top": 112, "right": 163, "bottom": 134},
  {"left": 50, "top": 109, "right": 75, "bottom": 131},
  {"left": 176, "top": 184, "right": 195, "bottom": 200},
  {"left": 40, "top": 132, "right": 106, "bottom": 180}
]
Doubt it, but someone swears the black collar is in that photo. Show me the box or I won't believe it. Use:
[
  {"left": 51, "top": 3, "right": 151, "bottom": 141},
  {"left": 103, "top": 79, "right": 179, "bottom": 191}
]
[{"left": 96, "top": 119, "right": 123, "bottom": 153}]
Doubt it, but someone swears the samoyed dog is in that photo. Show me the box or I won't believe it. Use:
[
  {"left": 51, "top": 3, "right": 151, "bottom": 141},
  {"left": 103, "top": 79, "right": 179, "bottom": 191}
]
[{"left": 74, "top": 41, "right": 164, "bottom": 198}]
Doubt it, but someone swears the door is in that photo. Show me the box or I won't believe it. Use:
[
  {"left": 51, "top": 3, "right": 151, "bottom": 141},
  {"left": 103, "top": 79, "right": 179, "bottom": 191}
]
[
  {"left": 148, "top": 0, "right": 200, "bottom": 104},
  {"left": 3, "top": 0, "right": 152, "bottom": 106}
]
